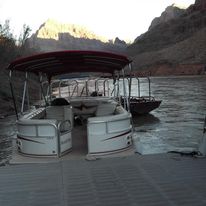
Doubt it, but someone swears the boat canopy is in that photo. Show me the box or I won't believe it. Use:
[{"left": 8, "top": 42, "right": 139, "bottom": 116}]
[{"left": 7, "top": 50, "right": 131, "bottom": 78}]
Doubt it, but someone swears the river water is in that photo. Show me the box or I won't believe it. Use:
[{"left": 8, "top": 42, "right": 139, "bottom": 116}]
[
  {"left": 0, "top": 115, "right": 16, "bottom": 165},
  {"left": 0, "top": 75, "right": 206, "bottom": 163},
  {"left": 132, "top": 75, "right": 206, "bottom": 154}
]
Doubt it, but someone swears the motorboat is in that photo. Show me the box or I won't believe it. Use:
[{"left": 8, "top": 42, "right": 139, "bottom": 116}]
[
  {"left": 128, "top": 77, "right": 162, "bottom": 115},
  {"left": 7, "top": 50, "right": 134, "bottom": 160}
]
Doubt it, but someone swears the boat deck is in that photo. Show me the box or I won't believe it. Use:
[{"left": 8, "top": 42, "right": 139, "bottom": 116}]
[{"left": 1, "top": 153, "right": 206, "bottom": 206}]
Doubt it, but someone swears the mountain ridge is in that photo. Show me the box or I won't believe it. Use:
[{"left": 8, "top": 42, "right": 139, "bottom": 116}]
[
  {"left": 127, "top": 0, "right": 206, "bottom": 76},
  {"left": 28, "top": 19, "right": 127, "bottom": 54},
  {"left": 148, "top": 4, "right": 186, "bottom": 31}
]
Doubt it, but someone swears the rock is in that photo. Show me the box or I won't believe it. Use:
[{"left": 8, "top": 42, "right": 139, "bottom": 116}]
[
  {"left": 133, "top": 63, "right": 205, "bottom": 77},
  {"left": 127, "top": 1, "right": 206, "bottom": 75},
  {"left": 188, "top": 0, "right": 206, "bottom": 12},
  {"left": 28, "top": 19, "right": 127, "bottom": 54},
  {"left": 36, "top": 19, "right": 107, "bottom": 42},
  {"left": 149, "top": 4, "right": 186, "bottom": 30},
  {"left": 114, "top": 37, "right": 127, "bottom": 47}
]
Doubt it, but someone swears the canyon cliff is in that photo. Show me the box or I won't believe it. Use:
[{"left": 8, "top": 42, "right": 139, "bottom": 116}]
[
  {"left": 28, "top": 19, "right": 127, "bottom": 54},
  {"left": 127, "top": 0, "right": 206, "bottom": 76},
  {"left": 149, "top": 4, "right": 186, "bottom": 31}
]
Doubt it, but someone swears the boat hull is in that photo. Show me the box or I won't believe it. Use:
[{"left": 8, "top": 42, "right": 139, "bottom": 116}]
[{"left": 130, "top": 100, "right": 162, "bottom": 115}]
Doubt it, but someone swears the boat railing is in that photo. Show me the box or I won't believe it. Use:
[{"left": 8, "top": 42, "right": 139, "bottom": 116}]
[
  {"left": 17, "top": 117, "right": 72, "bottom": 157},
  {"left": 93, "top": 78, "right": 111, "bottom": 97},
  {"left": 53, "top": 79, "right": 79, "bottom": 98},
  {"left": 135, "top": 77, "right": 151, "bottom": 100},
  {"left": 103, "top": 79, "right": 110, "bottom": 97},
  {"left": 94, "top": 78, "right": 101, "bottom": 93},
  {"left": 86, "top": 78, "right": 99, "bottom": 96},
  {"left": 70, "top": 83, "right": 79, "bottom": 97},
  {"left": 47, "top": 78, "right": 118, "bottom": 98},
  {"left": 57, "top": 119, "right": 72, "bottom": 157},
  {"left": 58, "top": 80, "right": 70, "bottom": 97},
  {"left": 62, "top": 80, "right": 79, "bottom": 97},
  {"left": 80, "top": 81, "right": 88, "bottom": 96}
]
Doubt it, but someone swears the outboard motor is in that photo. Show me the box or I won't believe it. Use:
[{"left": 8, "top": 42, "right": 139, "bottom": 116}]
[{"left": 198, "top": 115, "right": 206, "bottom": 156}]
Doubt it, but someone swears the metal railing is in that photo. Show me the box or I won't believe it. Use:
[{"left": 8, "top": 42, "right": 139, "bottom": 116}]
[{"left": 49, "top": 78, "right": 114, "bottom": 98}]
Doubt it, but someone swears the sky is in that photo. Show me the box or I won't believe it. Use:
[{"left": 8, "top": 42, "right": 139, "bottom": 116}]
[{"left": 0, "top": 0, "right": 195, "bottom": 41}]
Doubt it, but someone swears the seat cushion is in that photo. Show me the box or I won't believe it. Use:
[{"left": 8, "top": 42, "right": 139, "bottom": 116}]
[{"left": 95, "top": 102, "right": 117, "bottom": 117}]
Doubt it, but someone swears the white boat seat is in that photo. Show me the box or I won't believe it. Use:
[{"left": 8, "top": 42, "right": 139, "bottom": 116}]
[
  {"left": 46, "top": 105, "right": 73, "bottom": 129},
  {"left": 95, "top": 102, "right": 118, "bottom": 117}
]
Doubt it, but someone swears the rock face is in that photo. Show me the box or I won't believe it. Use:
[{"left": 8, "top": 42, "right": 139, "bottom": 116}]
[
  {"left": 36, "top": 19, "right": 107, "bottom": 42},
  {"left": 28, "top": 19, "right": 127, "bottom": 54},
  {"left": 127, "top": 0, "right": 206, "bottom": 76},
  {"left": 188, "top": 0, "right": 206, "bottom": 12},
  {"left": 149, "top": 4, "right": 186, "bottom": 31},
  {"left": 114, "top": 37, "right": 127, "bottom": 47}
]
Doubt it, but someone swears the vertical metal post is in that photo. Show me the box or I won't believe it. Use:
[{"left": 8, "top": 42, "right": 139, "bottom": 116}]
[
  {"left": 39, "top": 73, "right": 47, "bottom": 105},
  {"left": 48, "top": 79, "right": 52, "bottom": 103},
  {"left": 128, "top": 64, "right": 132, "bottom": 101},
  {"left": 103, "top": 79, "right": 106, "bottom": 96},
  {"left": 113, "top": 73, "right": 119, "bottom": 99},
  {"left": 113, "top": 76, "right": 116, "bottom": 98},
  {"left": 68, "top": 80, "right": 70, "bottom": 97},
  {"left": 122, "top": 69, "right": 128, "bottom": 111},
  {"left": 117, "top": 75, "right": 121, "bottom": 102},
  {"left": 76, "top": 80, "right": 79, "bottom": 96},
  {"left": 107, "top": 79, "right": 109, "bottom": 97},
  {"left": 21, "top": 72, "right": 27, "bottom": 113},
  {"left": 148, "top": 77, "right": 151, "bottom": 101},
  {"left": 95, "top": 78, "right": 98, "bottom": 92},
  {"left": 103, "top": 79, "right": 109, "bottom": 97},
  {"left": 86, "top": 79, "right": 89, "bottom": 96},
  {"left": 46, "top": 82, "right": 50, "bottom": 99},
  {"left": 9, "top": 70, "right": 19, "bottom": 120},
  {"left": 58, "top": 80, "right": 61, "bottom": 98},
  {"left": 136, "top": 78, "right": 140, "bottom": 98},
  {"left": 57, "top": 126, "right": 61, "bottom": 158},
  {"left": 26, "top": 73, "right": 30, "bottom": 110}
]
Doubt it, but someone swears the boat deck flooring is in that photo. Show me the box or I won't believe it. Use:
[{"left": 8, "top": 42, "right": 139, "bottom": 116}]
[{"left": 1, "top": 153, "right": 206, "bottom": 206}]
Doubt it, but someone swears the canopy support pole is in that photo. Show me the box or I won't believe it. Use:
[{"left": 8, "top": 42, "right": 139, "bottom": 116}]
[
  {"left": 117, "top": 73, "right": 120, "bottom": 102},
  {"left": 148, "top": 77, "right": 151, "bottom": 101},
  {"left": 26, "top": 75, "right": 30, "bottom": 110},
  {"left": 21, "top": 72, "right": 28, "bottom": 113},
  {"left": 39, "top": 73, "right": 48, "bottom": 106},
  {"left": 9, "top": 70, "right": 19, "bottom": 120},
  {"left": 128, "top": 63, "right": 132, "bottom": 102},
  {"left": 122, "top": 69, "right": 130, "bottom": 112}
]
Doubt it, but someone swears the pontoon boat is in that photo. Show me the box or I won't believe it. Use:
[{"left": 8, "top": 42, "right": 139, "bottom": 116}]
[{"left": 7, "top": 51, "right": 134, "bottom": 160}]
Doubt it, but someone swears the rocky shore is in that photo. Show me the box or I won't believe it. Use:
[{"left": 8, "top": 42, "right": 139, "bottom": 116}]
[{"left": 133, "top": 64, "right": 205, "bottom": 77}]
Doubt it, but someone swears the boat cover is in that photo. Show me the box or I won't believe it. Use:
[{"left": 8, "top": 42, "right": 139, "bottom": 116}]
[{"left": 7, "top": 50, "right": 131, "bottom": 78}]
